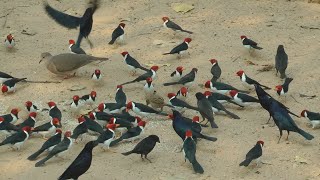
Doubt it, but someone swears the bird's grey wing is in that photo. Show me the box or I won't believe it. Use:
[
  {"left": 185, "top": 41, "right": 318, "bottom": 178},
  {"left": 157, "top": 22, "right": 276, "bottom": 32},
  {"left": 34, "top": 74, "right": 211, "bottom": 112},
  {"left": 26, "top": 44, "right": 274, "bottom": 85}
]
[{"left": 52, "top": 54, "right": 93, "bottom": 72}]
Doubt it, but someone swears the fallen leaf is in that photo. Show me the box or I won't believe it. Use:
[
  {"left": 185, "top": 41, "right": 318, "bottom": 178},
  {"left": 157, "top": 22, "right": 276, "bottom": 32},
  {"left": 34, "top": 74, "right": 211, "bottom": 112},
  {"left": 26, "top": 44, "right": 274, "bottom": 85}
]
[
  {"left": 294, "top": 156, "right": 308, "bottom": 164},
  {"left": 246, "top": 60, "right": 258, "bottom": 65},
  {"left": 145, "top": 61, "right": 171, "bottom": 67},
  {"left": 257, "top": 64, "right": 274, "bottom": 72},
  {"left": 68, "top": 85, "right": 86, "bottom": 91},
  {"left": 171, "top": 3, "right": 194, "bottom": 13},
  {"left": 153, "top": 40, "right": 165, "bottom": 46}
]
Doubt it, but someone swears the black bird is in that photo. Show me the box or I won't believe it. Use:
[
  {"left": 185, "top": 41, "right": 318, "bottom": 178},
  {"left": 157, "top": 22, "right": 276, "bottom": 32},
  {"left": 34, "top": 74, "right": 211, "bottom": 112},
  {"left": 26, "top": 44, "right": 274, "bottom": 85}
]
[
  {"left": 120, "top": 66, "right": 159, "bottom": 86},
  {"left": 203, "top": 91, "right": 243, "bottom": 107},
  {"left": 169, "top": 110, "right": 217, "bottom": 142},
  {"left": 28, "top": 129, "right": 62, "bottom": 161},
  {"left": 183, "top": 130, "right": 204, "bottom": 174},
  {"left": 163, "top": 68, "right": 197, "bottom": 87},
  {"left": 58, "top": 140, "right": 98, "bottom": 180},
  {"left": 71, "top": 118, "right": 88, "bottom": 142},
  {"left": 162, "top": 17, "right": 193, "bottom": 34},
  {"left": 44, "top": 0, "right": 100, "bottom": 48},
  {"left": 109, "top": 23, "right": 125, "bottom": 45},
  {"left": 35, "top": 131, "right": 73, "bottom": 167},
  {"left": 110, "top": 121, "right": 146, "bottom": 147},
  {"left": 275, "top": 45, "right": 288, "bottom": 79},
  {"left": 203, "top": 91, "right": 240, "bottom": 119},
  {"left": 122, "top": 135, "right": 160, "bottom": 162},
  {"left": 254, "top": 84, "right": 299, "bottom": 124},
  {"left": 115, "top": 85, "right": 127, "bottom": 106},
  {"left": 82, "top": 116, "right": 104, "bottom": 135},
  {"left": 195, "top": 92, "right": 218, "bottom": 128},
  {"left": 239, "top": 141, "right": 264, "bottom": 167},
  {"left": 269, "top": 100, "right": 314, "bottom": 143},
  {"left": 209, "top": 59, "right": 221, "bottom": 82}
]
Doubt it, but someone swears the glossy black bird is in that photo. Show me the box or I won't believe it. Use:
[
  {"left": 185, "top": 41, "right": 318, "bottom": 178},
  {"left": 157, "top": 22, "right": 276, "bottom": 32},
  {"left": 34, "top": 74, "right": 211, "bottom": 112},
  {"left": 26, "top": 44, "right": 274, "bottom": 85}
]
[
  {"left": 209, "top": 59, "right": 221, "bottom": 82},
  {"left": 58, "top": 140, "right": 98, "bottom": 180},
  {"left": 35, "top": 131, "right": 73, "bottom": 167},
  {"left": 254, "top": 84, "right": 299, "bottom": 124},
  {"left": 163, "top": 68, "right": 197, "bottom": 87},
  {"left": 169, "top": 110, "right": 217, "bottom": 142},
  {"left": 28, "top": 129, "right": 62, "bottom": 161},
  {"left": 239, "top": 141, "right": 264, "bottom": 167},
  {"left": 195, "top": 92, "right": 218, "bottom": 128},
  {"left": 269, "top": 100, "right": 314, "bottom": 143},
  {"left": 203, "top": 91, "right": 240, "bottom": 119},
  {"left": 109, "top": 23, "right": 125, "bottom": 45},
  {"left": 122, "top": 135, "right": 160, "bottom": 162},
  {"left": 275, "top": 45, "right": 288, "bottom": 79},
  {"left": 120, "top": 66, "right": 159, "bottom": 86},
  {"left": 183, "top": 130, "right": 204, "bottom": 174},
  {"left": 115, "top": 85, "right": 127, "bottom": 106},
  {"left": 44, "top": 0, "right": 100, "bottom": 48}
]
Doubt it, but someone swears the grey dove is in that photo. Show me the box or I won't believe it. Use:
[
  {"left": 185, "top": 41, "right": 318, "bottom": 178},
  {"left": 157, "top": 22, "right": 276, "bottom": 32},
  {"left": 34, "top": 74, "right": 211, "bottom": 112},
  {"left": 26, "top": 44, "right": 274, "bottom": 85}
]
[{"left": 39, "top": 52, "right": 108, "bottom": 77}]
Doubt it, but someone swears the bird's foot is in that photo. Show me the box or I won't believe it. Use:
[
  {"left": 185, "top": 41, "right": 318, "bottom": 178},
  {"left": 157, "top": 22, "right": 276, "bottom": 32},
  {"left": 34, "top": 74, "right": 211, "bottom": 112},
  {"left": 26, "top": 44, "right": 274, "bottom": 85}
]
[{"left": 145, "top": 157, "right": 152, "bottom": 163}]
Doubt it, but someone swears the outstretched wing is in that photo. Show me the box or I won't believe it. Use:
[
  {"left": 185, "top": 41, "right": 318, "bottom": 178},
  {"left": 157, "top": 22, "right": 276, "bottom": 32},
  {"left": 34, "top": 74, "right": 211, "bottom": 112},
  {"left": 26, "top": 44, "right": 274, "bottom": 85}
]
[{"left": 44, "top": 2, "right": 81, "bottom": 29}]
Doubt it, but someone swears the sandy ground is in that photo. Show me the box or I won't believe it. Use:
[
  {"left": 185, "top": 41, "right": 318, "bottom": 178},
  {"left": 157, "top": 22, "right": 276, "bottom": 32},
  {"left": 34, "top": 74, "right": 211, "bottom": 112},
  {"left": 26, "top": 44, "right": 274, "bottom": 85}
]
[{"left": 0, "top": 0, "right": 320, "bottom": 179}]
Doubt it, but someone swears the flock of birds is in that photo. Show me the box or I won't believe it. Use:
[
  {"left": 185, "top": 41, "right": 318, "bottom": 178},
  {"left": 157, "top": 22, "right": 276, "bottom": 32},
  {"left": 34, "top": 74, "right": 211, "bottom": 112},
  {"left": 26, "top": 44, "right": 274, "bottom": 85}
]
[{"left": 1, "top": 0, "right": 320, "bottom": 179}]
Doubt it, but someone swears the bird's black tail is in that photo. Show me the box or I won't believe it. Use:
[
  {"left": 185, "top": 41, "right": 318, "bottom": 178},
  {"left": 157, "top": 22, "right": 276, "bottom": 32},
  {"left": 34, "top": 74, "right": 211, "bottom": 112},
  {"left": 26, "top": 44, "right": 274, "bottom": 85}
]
[
  {"left": 224, "top": 109, "right": 241, "bottom": 119},
  {"left": 239, "top": 159, "right": 252, "bottom": 167},
  {"left": 228, "top": 100, "right": 244, "bottom": 108},
  {"left": 108, "top": 38, "right": 116, "bottom": 45},
  {"left": 181, "top": 29, "right": 193, "bottom": 34},
  {"left": 208, "top": 117, "right": 218, "bottom": 128},
  {"left": 121, "top": 150, "right": 133, "bottom": 156},
  {"left": 260, "top": 84, "right": 271, "bottom": 90},
  {"left": 163, "top": 82, "right": 179, "bottom": 86},
  {"left": 162, "top": 52, "right": 171, "bottom": 55},
  {"left": 28, "top": 148, "right": 45, "bottom": 161},
  {"left": 298, "top": 128, "right": 314, "bottom": 140},
  {"left": 109, "top": 137, "right": 123, "bottom": 147},
  {"left": 35, "top": 154, "right": 54, "bottom": 167},
  {"left": 238, "top": 90, "right": 250, "bottom": 94},
  {"left": 280, "top": 72, "right": 286, "bottom": 79},
  {"left": 121, "top": 80, "right": 135, "bottom": 86},
  {"left": 75, "top": 33, "right": 84, "bottom": 48},
  {"left": 252, "top": 46, "right": 263, "bottom": 50},
  {"left": 192, "top": 159, "right": 204, "bottom": 174},
  {"left": 198, "top": 133, "right": 217, "bottom": 142},
  {"left": 284, "top": 78, "right": 293, "bottom": 86}
]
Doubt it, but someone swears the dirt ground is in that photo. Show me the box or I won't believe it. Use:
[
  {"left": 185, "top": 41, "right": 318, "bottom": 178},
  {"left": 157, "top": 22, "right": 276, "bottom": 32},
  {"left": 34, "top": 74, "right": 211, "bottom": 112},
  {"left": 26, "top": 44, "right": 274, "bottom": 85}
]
[{"left": 0, "top": 0, "right": 320, "bottom": 179}]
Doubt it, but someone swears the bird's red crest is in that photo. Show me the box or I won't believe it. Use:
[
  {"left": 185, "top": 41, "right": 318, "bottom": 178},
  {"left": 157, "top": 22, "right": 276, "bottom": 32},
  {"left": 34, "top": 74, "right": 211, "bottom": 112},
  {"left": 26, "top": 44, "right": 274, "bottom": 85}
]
[
  {"left": 151, "top": 66, "right": 159, "bottom": 71},
  {"left": 240, "top": 35, "right": 247, "bottom": 39},
  {"left": 22, "top": 126, "right": 32, "bottom": 132},
  {"left": 275, "top": 85, "right": 282, "bottom": 92},
  {"left": 109, "top": 117, "right": 116, "bottom": 124},
  {"left": 236, "top": 70, "right": 244, "bottom": 76},
  {"left": 64, "top": 131, "right": 72, "bottom": 137},
  {"left": 257, "top": 140, "right": 264, "bottom": 146},
  {"left": 89, "top": 112, "right": 95, "bottom": 119},
  {"left": 117, "top": 85, "right": 122, "bottom": 89},
  {"left": 69, "top": 39, "right": 75, "bottom": 45},
  {"left": 185, "top": 130, "right": 192, "bottom": 137},
  {"left": 121, "top": 51, "right": 128, "bottom": 56},
  {"left": 181, "top": 87, "right": 188, "bottom": 96},
  {"left": 300, "top": 110, "right": 307, "bottom": 117},
  {"left": 184, "top": 38, "right": 192, "bottom": 43},
  {"left": 119, "top": 23, "right": 126, "bottom": 28},
  {"left": 52, "top": 118, "right": 60, "bottom": 125},
  {"left": 167, "top": 114, "right": 174, "bottom": 120},
  {"left": 167, "top": 93, "right": 176, "bottom": 99},
  {"left": 11, "top": 108, "right": 19, "bottom": 115},
  {"left": 7, "top": 34, "right": 13, "bottom": 40},
  {"left": 162, "top": 16, "right": 169, "bottom": 21},
  {"left": 204, "top": 81, "right": 211, "bottom": 88},
  {"left": 209, "top": 59, "right": 218, "bottom": 64},
  {"left": 138, "top": 120, "right": 146, "bottom": 127},
  {"left": 98, "top": 103, "right": 105, "bottom": 112},
  {"left": 126, "top": 101, "right": 133, "bottom": 110},
  {"left": 55, "top": 129, "right": 62, "bottom": 134},
  {"left": 0, "top": 117, "right": 4, "bottom": 122},
  {"left": 78, "top": 116, "right": 86, "bottom": 123},
  {"left": 48, "top": 101, "right": 56, "bottom": 108},
  {"left": 229, "top": 90, "right": 238, "bottom": 97},
  {"left": 192, "top": 116, "right": 200, "bottom": 123},
  {"left": 146, "top": 77, "right": 152, "bottom": 83},
  {"left": 94, "top": 69, "right": 101, "bottom": 75},
  {"left": 29, "top": 112, "right": 37, "bottom": 118},
  {"left": 1, "top": 85, "right": 8, "bottom": 93},
  {"left": 25, "top": 101, "right": 32, "bottom": 107},
  {"left": 106, "top": 123, "right": 118, "bottom": 130},
  {"left": 203, "top": 91, "right": 212, "bottom": 97},
  {"left": 73, "top": 95, "right": 80, "bottom": 101},
  {"left": 135, "top": 116, "right": 142, "bottom": 123},
  {"left": 90, "top": 91, "right": 97, "bottom": 98},
  {"left": 176, "top": 66, "right": 184, "bottom": 72}
]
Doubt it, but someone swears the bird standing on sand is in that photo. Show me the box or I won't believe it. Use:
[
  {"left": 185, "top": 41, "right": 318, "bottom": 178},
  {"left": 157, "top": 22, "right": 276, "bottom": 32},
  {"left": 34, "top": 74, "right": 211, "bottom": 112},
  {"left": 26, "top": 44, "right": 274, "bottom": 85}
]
[
  {"left": 39, "top": 52, "right": 108, "bottom": 78},
  {"left": 275, "top": 45, "right": 288, "bottom": 79}
]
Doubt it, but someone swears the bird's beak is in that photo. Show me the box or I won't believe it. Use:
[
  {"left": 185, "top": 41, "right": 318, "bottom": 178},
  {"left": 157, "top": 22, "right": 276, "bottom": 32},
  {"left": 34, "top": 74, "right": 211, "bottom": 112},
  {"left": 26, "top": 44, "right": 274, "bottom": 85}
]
[
  {"left": 126, "top": 108, "right": 129, "bottom": 112},
  {"left": 115, "top": 124, "right": 120, "bottom": 127},
  {"left": 158, "top": 140, "right": 160, "bottom": 143}
]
